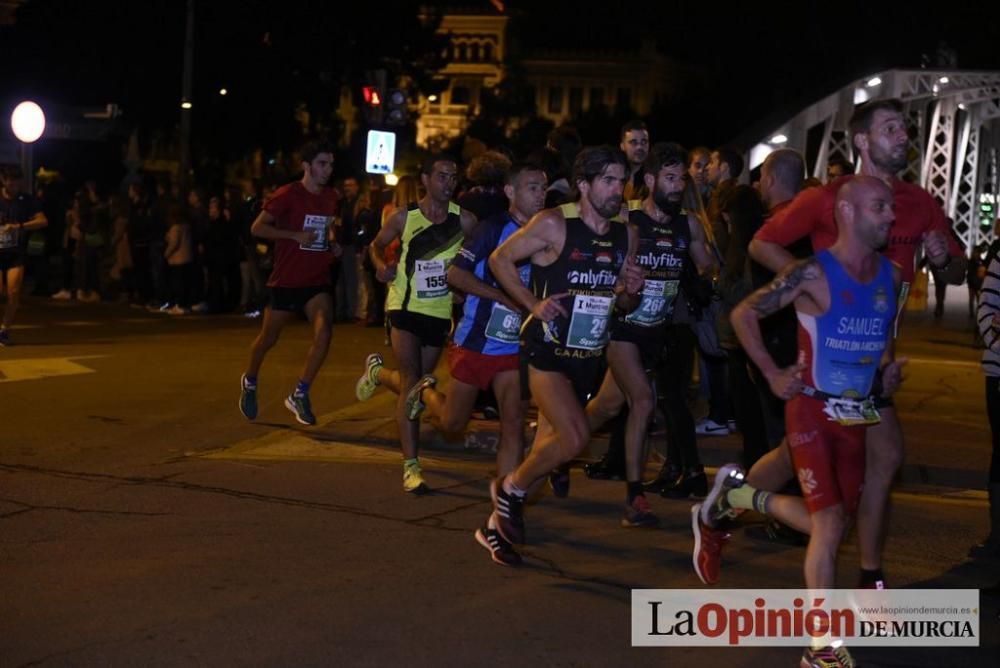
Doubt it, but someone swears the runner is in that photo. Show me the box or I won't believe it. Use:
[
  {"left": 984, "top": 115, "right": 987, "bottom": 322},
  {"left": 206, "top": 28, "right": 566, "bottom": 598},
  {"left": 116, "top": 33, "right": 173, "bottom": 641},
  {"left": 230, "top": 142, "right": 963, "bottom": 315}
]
[
  {"left": 693, "top": 175, "right": 905, "bottom": 668},
  {"left": 0, "top": 168, "right": 48, "bottom": 346},
  {"left": 238, "top": 141, "right": 340, "bottom": 425},
  {"left": 484, "top": 145, "right": 643, "bottom": 550},
  {"left": 586, "top": 142, "right": 714, "bottom": 527},
  {"left": 748, "top": 98, "right": 967, "bottom": 588},
  {"left": 401, "top": 162, "right": 545, "bottom": 562},
  {"left": 354, "top": 155, "right": 477, "bottom": 494}
]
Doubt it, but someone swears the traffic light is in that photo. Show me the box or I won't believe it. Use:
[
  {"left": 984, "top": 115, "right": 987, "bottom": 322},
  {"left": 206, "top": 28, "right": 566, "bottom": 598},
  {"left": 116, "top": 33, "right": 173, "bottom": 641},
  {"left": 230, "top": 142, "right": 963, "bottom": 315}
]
[
  {"left": 385, "top": 88, "right": 408, "bottom": 127},
  {"left": 361, "top": 84, "right": 384, "bottom": 125}
]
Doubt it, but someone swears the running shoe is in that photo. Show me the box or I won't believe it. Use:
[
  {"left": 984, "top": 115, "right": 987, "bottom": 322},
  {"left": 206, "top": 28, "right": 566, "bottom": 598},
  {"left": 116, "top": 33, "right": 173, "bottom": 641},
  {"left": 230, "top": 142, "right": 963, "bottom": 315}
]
[
  {"left": 475, "top": 523, "right": 522, "bottom": 566},
  {"left": 548, "top": 469, "right": 570, "bottom": 498},
  {"left": 0, "top": 329, "right": 9, "bottom": 347},
  {"left": 404, "top": 374, "right": 436, "bottom": 420},
  {"left": 621, "top": 494, "right": 658, "bottom": 528},
  {"left": 285, "top": 392, "right": 316, "bottom": 426},
  {"left": 490, "top": 478, "right": 525, "bottom": 545},
  {"left": 355, "top": 353, "right": 383, "bottom": 401},
  {"left": 239, "top": 374, "right": 257, "bottom": 420},
  {"left": 691, "top": 503, "right": 729, "bottom": 585},
  {"left": 695, "top": 417, "right": 730, "bottom": 437},
  {"left": 643, "top": 464, "right": 682, "bottom": 494},
  {"left": 800, "top": 641, "right": 855, "bottom": 667},
  {"left": 700, "top": 463, "right": 745, "bottom": 528},
  {"left": 403, "top": 459, "right": 430, "bottom": 494}
]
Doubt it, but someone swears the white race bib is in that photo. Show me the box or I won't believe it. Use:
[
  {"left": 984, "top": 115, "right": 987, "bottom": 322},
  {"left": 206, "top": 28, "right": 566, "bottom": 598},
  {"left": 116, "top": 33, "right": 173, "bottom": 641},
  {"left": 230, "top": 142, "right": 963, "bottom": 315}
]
[{"left": 415, "top": 259, "right": 448, "bottom": 299}]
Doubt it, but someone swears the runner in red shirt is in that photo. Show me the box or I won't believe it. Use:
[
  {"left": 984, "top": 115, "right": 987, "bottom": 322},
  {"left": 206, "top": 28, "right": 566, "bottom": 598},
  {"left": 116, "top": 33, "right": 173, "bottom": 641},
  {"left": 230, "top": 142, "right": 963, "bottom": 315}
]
[
  {"left": 238, "top": 141, "right": 342, "bottom": 426},
  {"left": 747, "top": 98, "right": 967, "bottom": 589}
]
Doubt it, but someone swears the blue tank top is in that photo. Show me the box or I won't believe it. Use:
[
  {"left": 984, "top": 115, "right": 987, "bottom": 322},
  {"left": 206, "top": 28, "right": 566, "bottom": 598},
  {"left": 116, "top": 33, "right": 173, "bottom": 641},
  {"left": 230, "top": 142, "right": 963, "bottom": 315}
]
[
  {"left": 452, "top": 213, "right": 530, "bottom": 355},
  {"left": 797, "top": 250, "right": 896, "bottom": 398}
]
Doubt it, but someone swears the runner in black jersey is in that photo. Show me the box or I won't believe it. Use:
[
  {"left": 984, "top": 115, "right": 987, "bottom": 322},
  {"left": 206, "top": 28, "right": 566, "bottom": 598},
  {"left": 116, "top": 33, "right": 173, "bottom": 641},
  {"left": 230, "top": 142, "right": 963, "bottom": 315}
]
[
  {"left": 485, "top": 146, "right": 644, "bottom": 550},
  {"left": 586, "top": 143, "right": 716, "bottom": 527}
]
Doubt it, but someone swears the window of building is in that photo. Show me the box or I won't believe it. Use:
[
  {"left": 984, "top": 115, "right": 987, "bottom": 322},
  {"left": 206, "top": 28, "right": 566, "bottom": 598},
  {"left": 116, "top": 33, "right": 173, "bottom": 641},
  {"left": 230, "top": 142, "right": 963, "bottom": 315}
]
[
  {"left": 616, "top": 87, "right": 631, "bottom": 111},
  {"left": 525, "top": 85, "right": 536, "bottom": 109},
  {"left": 590, "top": 87, "right": 604, "bottom": 109},
  {"left": 483, "top": 42, "right": 494, "bottom": 62},
  {"left": 569, "top": 87, "right": 583, "bottom": 115},
  {"left": 548, "top": 86, "right": 563, "bottom": 114},
  {"left": 458, "top": 44, "right": 468, "bottom": 62},
  {"left": 451, "top": 86, "right": 470, "bottom": 106},
  {"left": 471, "top": 44, "right": 481, "bottom": 62}
]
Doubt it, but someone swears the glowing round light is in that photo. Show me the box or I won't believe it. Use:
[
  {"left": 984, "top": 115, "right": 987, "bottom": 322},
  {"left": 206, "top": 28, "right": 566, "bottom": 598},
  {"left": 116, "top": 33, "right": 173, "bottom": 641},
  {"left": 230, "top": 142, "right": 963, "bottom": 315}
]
[
  {"left": 384, "top": 173, "right": 400, "bottom": 186},
  {"left": 770, "top": 134, "right": 788, "bottom": 145},
  {"left": 10, "top": 101, "right": 45, "bottom": 143},
  {"left": 219, "top": 88, "right": 228, "bottom": 96}
]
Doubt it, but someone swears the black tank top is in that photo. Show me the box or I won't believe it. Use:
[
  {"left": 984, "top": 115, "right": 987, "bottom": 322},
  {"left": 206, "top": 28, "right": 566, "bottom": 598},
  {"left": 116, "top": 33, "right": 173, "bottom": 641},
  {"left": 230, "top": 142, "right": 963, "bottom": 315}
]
[
  {"left": 614, "top": 205, "right": 690, "bottom": 331},
  {"left": 523, "top": 203, "right": 628, "bottom": 357}
]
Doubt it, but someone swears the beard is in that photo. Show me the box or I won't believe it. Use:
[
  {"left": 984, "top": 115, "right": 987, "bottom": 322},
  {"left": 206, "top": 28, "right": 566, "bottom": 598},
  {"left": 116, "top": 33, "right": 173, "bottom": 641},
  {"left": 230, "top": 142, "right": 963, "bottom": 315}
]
[
  {"left": 872, "top": 145, "right": 908, "bottom": 175},
  {"left": 653, "top": 189, "right": 682, "bottom": 217},
  {"left": 591, "top": 192, "right": 622, "bottom": 219}
]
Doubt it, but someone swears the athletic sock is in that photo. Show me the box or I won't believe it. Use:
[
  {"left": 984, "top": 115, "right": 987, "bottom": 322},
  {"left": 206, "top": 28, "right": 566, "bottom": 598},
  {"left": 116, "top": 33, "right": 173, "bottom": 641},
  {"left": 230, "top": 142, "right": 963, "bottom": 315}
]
[
  {"left": 502, "top": 476, "right": 526, "bottom": 498},
  {"left": 403, "top": 457, "right": 419, "bottom": 469},
  {"left": 626, "top": 481, "right": 644, "bottom": 504},
  {"left": 726, "top": 484, "right": 771, "bottom": 514},
  {"left": 295, "top": 379, "right": 310, "bottom": 396}
]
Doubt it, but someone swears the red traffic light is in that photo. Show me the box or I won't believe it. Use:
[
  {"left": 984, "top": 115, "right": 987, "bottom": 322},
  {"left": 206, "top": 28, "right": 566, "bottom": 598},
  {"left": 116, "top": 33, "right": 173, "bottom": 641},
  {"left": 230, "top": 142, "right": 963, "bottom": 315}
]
[{"left": 362, "top": 86, "right": 382, "bottom": 106}]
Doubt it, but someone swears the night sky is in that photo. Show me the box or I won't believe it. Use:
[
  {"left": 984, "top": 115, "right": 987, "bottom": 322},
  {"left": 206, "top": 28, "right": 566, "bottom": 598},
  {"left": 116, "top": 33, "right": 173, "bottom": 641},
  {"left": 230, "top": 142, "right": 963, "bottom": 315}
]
[{"left": 2, "top": 0, "right": 999, "bottom": 185}]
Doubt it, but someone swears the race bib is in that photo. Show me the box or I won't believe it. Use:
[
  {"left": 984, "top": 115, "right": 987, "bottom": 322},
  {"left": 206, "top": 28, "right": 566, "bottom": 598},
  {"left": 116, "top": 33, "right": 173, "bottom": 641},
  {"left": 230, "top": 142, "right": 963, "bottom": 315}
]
[
  {"left": 299, "top": 214, "right": 331, "bottom": 252},
  {"left": 625, "top": 278, "right": 678, "bottom": 327},
  {"left": 823, "top": 397, "right": 881, "bottom": 427},
  {"left": 484, "top": 303, "right": 521, "bottom": 343},
  {"left": 566, "top": 294, "right": 614, "bottom": 350},
  {"left": 415, "top": 259, "right": 448, "bottom": 299},
  {"left": 0, "top": 226, "right": 17, "bottom": 250}
]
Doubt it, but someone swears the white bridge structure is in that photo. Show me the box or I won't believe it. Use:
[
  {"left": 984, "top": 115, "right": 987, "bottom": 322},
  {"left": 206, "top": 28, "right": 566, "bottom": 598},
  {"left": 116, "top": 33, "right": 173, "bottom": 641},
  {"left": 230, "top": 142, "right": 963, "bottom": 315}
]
[{"left": 746, "top": 69, "right": 1000, "bottom": 251}]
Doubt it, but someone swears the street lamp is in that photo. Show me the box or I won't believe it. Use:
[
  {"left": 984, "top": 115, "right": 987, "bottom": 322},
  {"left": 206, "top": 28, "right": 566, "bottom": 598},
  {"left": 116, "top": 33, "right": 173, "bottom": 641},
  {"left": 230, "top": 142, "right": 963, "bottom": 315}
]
[{"left": 10, "top": 100, "right": 45, "bottom": 193}]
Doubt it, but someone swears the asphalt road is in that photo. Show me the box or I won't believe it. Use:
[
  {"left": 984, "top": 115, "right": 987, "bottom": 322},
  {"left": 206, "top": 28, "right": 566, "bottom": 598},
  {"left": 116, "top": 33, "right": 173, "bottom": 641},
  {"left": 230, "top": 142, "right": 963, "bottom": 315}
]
[{"left": 1, "top": 290, "right": 998, "bottom": 667}]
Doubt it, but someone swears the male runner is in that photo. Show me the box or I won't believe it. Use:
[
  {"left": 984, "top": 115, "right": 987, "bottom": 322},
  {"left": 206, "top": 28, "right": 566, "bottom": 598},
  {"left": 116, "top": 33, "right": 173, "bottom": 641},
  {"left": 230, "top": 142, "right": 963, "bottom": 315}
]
[
  {"left": 0, "top": 168, "right": 48, "bottom": 346},
  {"left": 586, "top": 142, "right": 714, "bottom": 527},
  {"left": 485, "top": 145, "right": 644, "bottom": 549},
  {"left": 238, "top": 141, "right": 340, "bottom": 425},
  {"left": 748, "top": 98, "right": 966, "bottom": 588},
  {"left": 401, "top": 163, "right": 546, "bottom": 563},
  {"left": 620, "top": 120, "right": 650, "bottom": 202},
  {"left": 355, "top": 155, "right": 477, "bottom": 494},
  {"left": 696, "top": 176, "right": 905, "bottom": 667}
]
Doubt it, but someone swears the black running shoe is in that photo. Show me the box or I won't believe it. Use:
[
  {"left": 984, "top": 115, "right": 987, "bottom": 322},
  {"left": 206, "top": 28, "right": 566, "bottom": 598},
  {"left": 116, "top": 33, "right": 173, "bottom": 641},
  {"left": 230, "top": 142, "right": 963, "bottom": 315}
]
[
  {"left": 490, "top": 478, "right": 525, "bottom": 545},
  {"left": 475, "top": 524, "right": 522, "bottom": 566},
  {"left": 548, "top": 469, "right": 570, "bottom": 498}
]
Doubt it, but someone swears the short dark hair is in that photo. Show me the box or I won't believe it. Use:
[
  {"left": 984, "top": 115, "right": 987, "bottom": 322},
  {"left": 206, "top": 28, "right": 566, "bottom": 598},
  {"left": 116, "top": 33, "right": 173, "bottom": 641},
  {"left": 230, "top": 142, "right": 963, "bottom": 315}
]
[
  {"left": 300, "top": 140, "right": 335, "bottom": 164},
  {"left": 763, "top": 149, "right": 805, "bottom": 191},
  {"left": 688, "top": 146, "right": 711, "bottom": 165},
  {"left": 421, "top": 153, "right": 457, "bottom": 176},
  {"left": 643, "top": 142, "right": 687, "bottom": 177},
  {"left": 572, "top": 145, "right": 628, "bottom": 188},
  {"left": 466, "top": 151, "right": 511, "bottom": 187},
  {"left": 620, "top": 119, "right": 648, "bottom": 139},
  {"left": 827, "top": 157, "right": 854, "bottom": 176},
  {"left": 715, "top": 146, "right": 744, "bottom": 180},
  {"left": 849, "top": 98, "right": 904, "bottom": 140},
  {"left": 506, "top": 161, "right": 546, "bottom": 186}
]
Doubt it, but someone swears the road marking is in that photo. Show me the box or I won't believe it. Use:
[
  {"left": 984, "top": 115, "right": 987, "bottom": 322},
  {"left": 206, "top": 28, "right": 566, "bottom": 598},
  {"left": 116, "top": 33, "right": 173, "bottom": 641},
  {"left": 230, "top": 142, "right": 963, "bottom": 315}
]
[{"left": 0, "top": 355, "right": 107, "bottom": 383}]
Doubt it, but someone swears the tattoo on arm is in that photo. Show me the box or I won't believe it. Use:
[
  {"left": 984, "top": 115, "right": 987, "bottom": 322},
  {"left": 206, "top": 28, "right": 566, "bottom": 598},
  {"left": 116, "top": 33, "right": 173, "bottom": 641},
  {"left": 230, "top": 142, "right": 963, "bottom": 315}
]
[{"left": 745, "top": 259, "right": 821, "bottom": 317}]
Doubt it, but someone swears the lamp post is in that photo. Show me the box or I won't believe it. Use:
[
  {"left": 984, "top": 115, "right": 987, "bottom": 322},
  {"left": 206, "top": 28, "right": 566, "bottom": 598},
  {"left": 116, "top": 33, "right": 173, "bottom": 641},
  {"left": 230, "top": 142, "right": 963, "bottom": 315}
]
[{"left": 10, "top": 100, "right": 45, "bottom": 193}]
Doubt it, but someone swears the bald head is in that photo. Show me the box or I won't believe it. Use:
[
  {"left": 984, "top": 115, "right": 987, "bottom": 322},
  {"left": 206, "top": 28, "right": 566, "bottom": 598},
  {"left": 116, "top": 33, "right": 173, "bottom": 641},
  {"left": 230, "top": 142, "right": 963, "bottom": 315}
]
[
  {"left": 760, "top": 149, "right": 804, "bottom": 207},
  {"left": 835, "top": 175, "right": 895, "bottom": 250}
]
